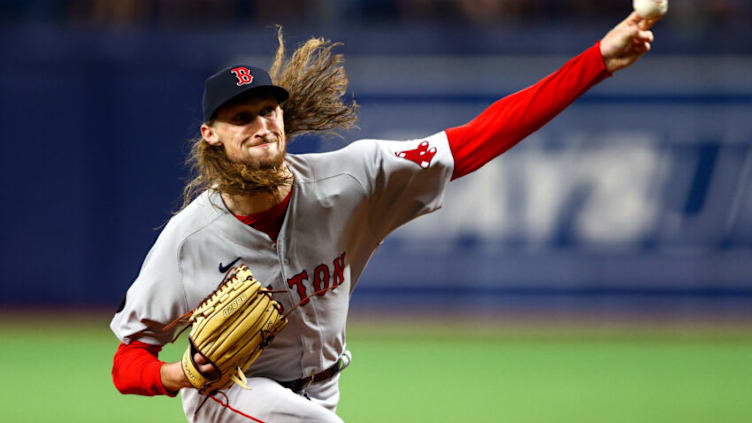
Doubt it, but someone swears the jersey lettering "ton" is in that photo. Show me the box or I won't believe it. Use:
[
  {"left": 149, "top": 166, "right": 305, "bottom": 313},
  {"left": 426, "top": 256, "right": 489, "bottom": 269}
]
[{"left": 287, "top": 252, "right": 346, "bottom": 305}]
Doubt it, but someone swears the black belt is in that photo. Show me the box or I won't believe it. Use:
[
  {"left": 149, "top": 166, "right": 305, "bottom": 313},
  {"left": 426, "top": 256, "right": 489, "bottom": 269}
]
[{"left": 279, "top": 357, "right": 349, "bottom": 393}]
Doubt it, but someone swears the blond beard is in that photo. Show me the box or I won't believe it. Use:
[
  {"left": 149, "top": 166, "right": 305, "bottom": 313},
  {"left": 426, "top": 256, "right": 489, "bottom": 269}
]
[{"left": 203, "top": 137, "right": 292, "bottom": 196}]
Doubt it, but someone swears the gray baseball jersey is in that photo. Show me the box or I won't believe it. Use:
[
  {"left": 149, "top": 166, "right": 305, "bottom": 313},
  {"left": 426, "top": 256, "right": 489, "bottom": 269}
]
[{"left": 110, "top": 132, "right": 453, "bottom": 414}]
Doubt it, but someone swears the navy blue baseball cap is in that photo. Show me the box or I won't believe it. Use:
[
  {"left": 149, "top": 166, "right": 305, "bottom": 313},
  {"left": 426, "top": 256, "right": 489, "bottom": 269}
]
[{"left": 202, "top": 65, "right": 289, "bottom": 122}]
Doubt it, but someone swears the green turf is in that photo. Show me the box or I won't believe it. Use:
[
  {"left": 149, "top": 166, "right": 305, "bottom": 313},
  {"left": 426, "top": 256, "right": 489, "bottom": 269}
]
[{"left": 1, "top": 316, "right": 750, "bottom": 422}]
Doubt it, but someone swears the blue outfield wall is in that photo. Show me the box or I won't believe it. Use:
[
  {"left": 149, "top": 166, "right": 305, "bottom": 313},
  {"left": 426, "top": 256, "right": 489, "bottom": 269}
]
[{"left": 1, "top": 24, "right": 751, "bottom": 313}]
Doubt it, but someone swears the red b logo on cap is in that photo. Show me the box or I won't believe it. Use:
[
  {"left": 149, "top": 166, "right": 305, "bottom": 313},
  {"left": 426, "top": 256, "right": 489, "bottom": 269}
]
[{"left": 230, "top": 67, "right": 254, "bottom": 86}]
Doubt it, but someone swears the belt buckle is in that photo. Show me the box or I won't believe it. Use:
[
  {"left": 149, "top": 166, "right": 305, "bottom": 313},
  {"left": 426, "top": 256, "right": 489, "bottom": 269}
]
[{"left": 300, "top": 374, "right": 315, "bottom": 391}]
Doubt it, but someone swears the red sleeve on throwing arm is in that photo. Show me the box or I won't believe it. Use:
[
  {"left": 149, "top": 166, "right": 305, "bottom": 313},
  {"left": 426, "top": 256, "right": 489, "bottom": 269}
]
[
  {"left": 446, "top": 41, "right": 612, "bottom": 180},
  {"left": 112, "top": 341, "right": 176, "bottom": 397}
]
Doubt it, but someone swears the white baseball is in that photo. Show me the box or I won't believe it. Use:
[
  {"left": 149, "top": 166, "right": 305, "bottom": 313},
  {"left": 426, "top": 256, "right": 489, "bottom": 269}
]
[{"left": 633, "top": 0, "right": 668, "bottom": 19}]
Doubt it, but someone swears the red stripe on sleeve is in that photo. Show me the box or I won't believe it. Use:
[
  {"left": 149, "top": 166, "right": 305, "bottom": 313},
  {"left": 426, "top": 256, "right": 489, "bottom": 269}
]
[
  {"left": 446, "top": 41, "right": 611, "bottom": 180},
  {"left": 112, "top": 341, "right": 176, "bottom": 397}
]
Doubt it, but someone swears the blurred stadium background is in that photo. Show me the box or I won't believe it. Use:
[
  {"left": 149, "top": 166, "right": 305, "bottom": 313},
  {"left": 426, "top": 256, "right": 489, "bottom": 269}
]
[{"left": 1, "top": 1, "right": 751, "bottom": 422}]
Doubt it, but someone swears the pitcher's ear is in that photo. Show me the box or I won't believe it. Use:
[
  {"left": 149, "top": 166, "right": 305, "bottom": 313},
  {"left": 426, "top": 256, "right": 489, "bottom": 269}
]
[{"left": 201, "top": 123, "right": 222, "bottom": 146}]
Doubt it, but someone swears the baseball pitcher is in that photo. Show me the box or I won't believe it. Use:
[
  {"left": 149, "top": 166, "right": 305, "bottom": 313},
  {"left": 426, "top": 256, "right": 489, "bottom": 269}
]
[{"left": 110, "top": 12, "right": 658, "bottom": 423}]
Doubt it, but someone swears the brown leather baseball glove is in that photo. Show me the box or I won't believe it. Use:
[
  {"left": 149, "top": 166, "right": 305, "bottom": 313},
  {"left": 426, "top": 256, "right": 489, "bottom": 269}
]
[{"left": 165, "top": 264, "right": 288, "bottom": 395}]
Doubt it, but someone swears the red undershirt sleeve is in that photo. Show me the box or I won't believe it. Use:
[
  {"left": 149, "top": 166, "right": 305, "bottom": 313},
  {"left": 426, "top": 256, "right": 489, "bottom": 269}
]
[
  {"left": 112, "top": 340, "right": 177, "bottom": 397},
  {"left": 446, "top": 41, "right": 612, "bottom": 180}
]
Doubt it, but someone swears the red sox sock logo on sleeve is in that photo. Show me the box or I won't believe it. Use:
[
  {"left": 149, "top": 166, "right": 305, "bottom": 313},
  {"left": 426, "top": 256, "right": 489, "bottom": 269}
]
[
  {"left": 230, "top": 67, "right": 254, "bottom": 86},
  {"left": 395, "top": 141, "right": 437, "bottom": 169}
]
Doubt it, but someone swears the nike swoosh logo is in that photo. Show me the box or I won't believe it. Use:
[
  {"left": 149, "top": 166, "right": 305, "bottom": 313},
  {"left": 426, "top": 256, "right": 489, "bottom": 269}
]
[{"left": 218, "top": 257, "right": 241, "bottom": 273}]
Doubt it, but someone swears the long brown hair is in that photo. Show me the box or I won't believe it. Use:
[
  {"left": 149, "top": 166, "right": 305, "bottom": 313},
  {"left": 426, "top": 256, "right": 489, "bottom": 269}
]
[{"left": 181, "top": 26, "right": 359, "bottom": 210}]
